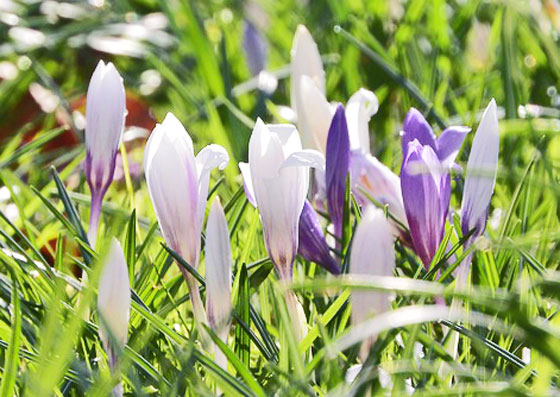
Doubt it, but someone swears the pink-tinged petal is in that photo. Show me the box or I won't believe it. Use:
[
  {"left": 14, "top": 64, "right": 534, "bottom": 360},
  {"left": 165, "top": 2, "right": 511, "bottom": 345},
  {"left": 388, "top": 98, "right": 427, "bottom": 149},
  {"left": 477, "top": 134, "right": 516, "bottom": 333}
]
[
  {"left": 461, "top": 99, "right": 499, "bottom": 239},
  {"left": 298, "top": 200, "right": 340, "bottom": 274},
  {"left": 346, "top": 88, "right": 379, "bottom": 152},
  {"left": 401, "top": 108, "right": 436, "bottom": 159},
  {"left": 326, "top": 104, "right": 350, "bottom": 239}
]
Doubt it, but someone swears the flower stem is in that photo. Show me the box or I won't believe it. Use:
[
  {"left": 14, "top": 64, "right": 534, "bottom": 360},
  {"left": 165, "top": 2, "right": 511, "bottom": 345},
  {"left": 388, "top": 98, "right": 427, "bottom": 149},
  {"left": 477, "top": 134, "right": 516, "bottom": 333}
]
[{"left": 88, "top": 194, "right": 102, "bottom": 248}]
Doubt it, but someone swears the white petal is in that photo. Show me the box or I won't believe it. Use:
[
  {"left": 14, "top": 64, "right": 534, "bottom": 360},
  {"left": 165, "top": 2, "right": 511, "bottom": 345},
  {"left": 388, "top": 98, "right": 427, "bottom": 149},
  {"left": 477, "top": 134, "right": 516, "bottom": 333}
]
[
  {"left": 282, "top": 149, "right": 326, "bottom": 172},
  {"left": 350, "top": 206, "right": 395, "bottom": 325},
  {"left": 296, "top": 75, "right": 334, "bottom": 153},
  {"left": 461, "top": 99, "right": 499, "bottom": 233},
  {"left": 346, "top": 88, "right": 378, "bottom": 152},
  {"left": 291, "top": 24, "right": 325, "bottom": 111},
  {"left": 239, "top": 162, "right": 257, "bottom": 207},
  {"left": 205, "top": 197, "right": 232, "bottom": 335},
  {"left": 195, "top": 144, "right": 230, "bottom": 251},
  {"left": 98, "top": 238, "right": 130, "bottom": 348},
  {"left": 267, "top": 123, "right": 303, "bottom": 157}
]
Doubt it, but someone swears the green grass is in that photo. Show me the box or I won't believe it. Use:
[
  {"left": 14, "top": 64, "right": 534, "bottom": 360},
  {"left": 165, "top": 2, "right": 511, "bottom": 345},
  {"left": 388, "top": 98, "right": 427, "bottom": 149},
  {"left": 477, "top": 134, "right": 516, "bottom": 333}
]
[{"left": 1, "top": 0, "right": 560, "bottom": 395}]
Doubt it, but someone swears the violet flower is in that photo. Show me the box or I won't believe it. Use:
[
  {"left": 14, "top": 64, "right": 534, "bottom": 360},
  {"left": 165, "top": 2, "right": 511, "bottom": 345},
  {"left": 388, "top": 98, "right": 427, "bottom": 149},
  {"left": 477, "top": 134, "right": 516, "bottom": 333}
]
[{"left": 400, "top": 108, "right": 470, "bottom": 268}]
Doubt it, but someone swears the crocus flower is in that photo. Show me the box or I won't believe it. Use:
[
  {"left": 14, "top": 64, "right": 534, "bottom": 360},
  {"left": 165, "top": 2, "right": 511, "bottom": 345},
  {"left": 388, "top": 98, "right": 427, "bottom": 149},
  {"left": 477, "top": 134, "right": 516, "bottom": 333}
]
[
  {"left": 291, "top": 24, "right": 327, "bottom": 150},
  {"left": 144, "top": 112, "right": 229, "bottom": 324},
  {"left": 98, "top": 238, "right": 130, "bottom": 372},
  {"left": 85, "top": 60, "right": 126, "bottom": 246},
  {"left": 326, "top": 104, "right": 350, "bottom": 240},
  {"left": 205, "top": 197, "right": 232, "bottom": 370},
  {"left": 461, "top": 99, "right": 499, "bottom": 240},
  {"left": 400, "top": 109, "right": 470, "bottom": 268},
  {"left": 350, "top": 206, "right": 395, "bottom": 359},
  {"left": 243, "top": 20, "right": 267, "bottom": 77},
  {"left": 239, "top": 119, "right": 323, "bottom": 280}
]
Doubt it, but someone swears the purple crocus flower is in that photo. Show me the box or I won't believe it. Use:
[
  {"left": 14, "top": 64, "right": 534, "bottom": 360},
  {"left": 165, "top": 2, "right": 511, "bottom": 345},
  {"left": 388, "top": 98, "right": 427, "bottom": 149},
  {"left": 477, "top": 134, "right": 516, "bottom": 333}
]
[
  {"left": 326, "top": 104, "right": 350, "bottom": 240},
  {"left": 400, "top": 108, "right": 470, "bottom": 268},
  {"left": 298, "top": 200, "right": 340, "bottom": 274},
  {"left": 243, "top": 20, "right": 267, "bottom": 77}
]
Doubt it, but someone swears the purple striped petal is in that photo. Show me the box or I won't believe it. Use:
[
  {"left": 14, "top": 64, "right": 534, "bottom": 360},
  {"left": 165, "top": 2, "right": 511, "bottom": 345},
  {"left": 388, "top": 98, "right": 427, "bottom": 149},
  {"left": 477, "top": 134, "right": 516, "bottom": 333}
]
[
  {"left": 401, "top": 140, "right": 450, "bottom": 268},
  {"left": 401, "top": 108, "right": 436, "bottom": 159},
  {"left": 298, "top": 200, "right": 340, "bottom": 274},
  {"left": 326, "top": 104, "right": 350, "bottom": 239}
]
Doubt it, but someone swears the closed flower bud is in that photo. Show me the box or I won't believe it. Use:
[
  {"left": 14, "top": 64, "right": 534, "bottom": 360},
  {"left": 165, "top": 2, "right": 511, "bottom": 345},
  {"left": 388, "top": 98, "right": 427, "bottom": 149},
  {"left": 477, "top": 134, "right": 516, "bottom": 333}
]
[
  {"left": 97, "top": 238, "right": 130, "bottom": 364},
  {"left": 84, "top": 61, "right": 126, "bottom": 245},
  {"left": 205, "top": 197, "right": 232, "bottom": 370},
  {"left": 461, "top": 99, "right": 499, "bottom": 240},
  {"left": 350, "top": 206, "right": 395, "bottom": 359},
  {"left": 144, "top": 112, "right": 229, "bottom": 325}
]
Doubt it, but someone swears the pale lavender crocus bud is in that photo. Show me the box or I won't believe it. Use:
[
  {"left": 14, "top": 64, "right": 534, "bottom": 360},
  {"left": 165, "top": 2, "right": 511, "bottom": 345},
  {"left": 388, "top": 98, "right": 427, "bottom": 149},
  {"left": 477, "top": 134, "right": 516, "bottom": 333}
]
[
  {"left": 85, "top": 60, "right": 126, "bottom": 246},
  {"left": 205, "top": 197, "right": 232, "bottom": 370},
  {"left": 298, "top": 200, "right": 340, "bottom": 274},
  {"left": 97, "top": 238, "right": 130, "bottom": 396},
  {"left": 350, "top": 206, "right": 395, "bottom": 360},
  {"left": 326, "top": 104, "right": 350, "bottom": 240},
  {"left": 243, "top": 20, "right": 267, "bottom": 77},
  {"left": 400, "top": 109, "right": 470, "bottom": 268},
  {"left": 144, "top": 112, "right": 229, "bottom": 326},
  {"left": 291, "top": 25, "right": 327, "bottom": 150},
  {"left": 239, "top": 118, "right": 324, "bottom": 280},
  {"left": 461, "top": 99, "right": 499, "bottom": 240}
]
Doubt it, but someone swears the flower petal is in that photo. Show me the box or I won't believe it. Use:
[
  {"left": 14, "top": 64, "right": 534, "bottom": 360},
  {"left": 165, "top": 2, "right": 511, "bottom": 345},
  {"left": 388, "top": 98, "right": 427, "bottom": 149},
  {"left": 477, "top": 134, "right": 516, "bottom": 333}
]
[
  {"left": 298, "top": 200, "right": 340, "bottom": 274},
  {"left": 326, "top": 104, "right": 350, "bottom": 239},
  {"left": 239, "top": 162, "right": 257, "bottom": 207},
  {"left": 282, "top": 149, "right": 325, "bottom": 172},
  {"left": 346, "top": 88, "right": 378, "bottom": 152},
  {"left": 461, "top": 99, "right": 499, "bottom": 238},
  {"left": 401, "top": 108, "right": 436, "bottom": 159},
  {"left": 205, "top": 197, "right": 233, "bottom": 336},
  {"left": 436, "top": 125, "right": 470, "bottom": 168},
  {"left": 350, "top": 206, "right": 395, "bottom": 325},
  {"left": 98, "top": 238, "right": 131, "bottom": 350}
]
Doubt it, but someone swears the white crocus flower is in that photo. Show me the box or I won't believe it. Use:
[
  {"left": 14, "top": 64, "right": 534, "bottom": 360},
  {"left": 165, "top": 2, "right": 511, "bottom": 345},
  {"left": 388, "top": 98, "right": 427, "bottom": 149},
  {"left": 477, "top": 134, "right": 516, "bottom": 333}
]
[{"left": 144, "top": 112, "right": 229, "bottom": 327}]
